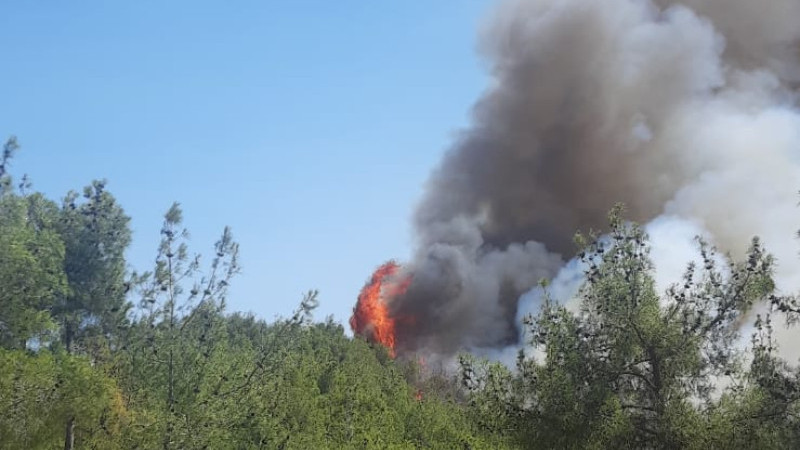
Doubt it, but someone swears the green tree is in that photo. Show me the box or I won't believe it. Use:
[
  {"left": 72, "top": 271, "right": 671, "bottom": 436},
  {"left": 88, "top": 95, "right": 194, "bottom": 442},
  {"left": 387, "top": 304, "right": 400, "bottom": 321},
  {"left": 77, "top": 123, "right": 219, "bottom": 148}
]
[
  {"left": 0, "top": 192, "right": 68, "bottom": 349},
  {"left": 53, "top": 179, "right": 131, "bottom": 449},
  {"left": 462, "top": 207, "right": 782, "bottom": 449},
  {"left": 0, "top": 348, "right": 127, "bottom": 449},
  {"left": 56, "top": 179, "right": 132, "bottom": 356},
  {"left": 116, "top": 202, "right": 241, "bottom": 449},
  {"left": 0, "top": 137, "right": 68, "bottom": 349},
  {"left": 0, "top": 136, "right": 19, "bottom": 191}
]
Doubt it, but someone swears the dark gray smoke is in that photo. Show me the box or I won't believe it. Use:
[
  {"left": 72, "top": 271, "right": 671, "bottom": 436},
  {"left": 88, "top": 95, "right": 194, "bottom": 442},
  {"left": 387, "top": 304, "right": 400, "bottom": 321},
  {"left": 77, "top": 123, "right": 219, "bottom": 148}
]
[{"left": 390, "top": 0, "right": 800, "bottom": 356}]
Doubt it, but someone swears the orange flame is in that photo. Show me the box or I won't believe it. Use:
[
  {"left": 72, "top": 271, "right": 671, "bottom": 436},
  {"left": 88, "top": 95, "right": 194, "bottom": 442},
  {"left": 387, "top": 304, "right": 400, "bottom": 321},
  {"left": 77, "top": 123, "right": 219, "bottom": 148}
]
[{"left": 350, "top": 261, "right": 410, "bottom": 357}]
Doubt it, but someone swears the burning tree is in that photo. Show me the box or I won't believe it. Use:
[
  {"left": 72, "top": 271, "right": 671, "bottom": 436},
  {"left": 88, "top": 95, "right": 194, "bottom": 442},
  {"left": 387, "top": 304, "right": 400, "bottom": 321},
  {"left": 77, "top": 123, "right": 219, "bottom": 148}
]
[{"left": 349, "top": 261, "right": 411, "bottom": 357}]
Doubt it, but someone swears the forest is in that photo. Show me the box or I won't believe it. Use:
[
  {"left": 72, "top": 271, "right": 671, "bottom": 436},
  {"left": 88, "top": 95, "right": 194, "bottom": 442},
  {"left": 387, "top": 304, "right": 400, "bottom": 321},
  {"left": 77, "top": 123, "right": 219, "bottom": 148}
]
[{"left": 2, "top": 134, "right": 800, "bottom": 450}]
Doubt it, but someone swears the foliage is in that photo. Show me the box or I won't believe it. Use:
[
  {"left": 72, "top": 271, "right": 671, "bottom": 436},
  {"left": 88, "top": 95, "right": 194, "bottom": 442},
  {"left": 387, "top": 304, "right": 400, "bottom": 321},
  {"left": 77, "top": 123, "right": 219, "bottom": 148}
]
[
  {"left": 0, "top": 348, "right": 126, "bottom": 449},
  {"left": 0, "top": 192, "right": 68, "bottom": 348},
  {"left": 56, "top": 179, "right": 132, "bottom": 356},
  {"left": 461, "top": 206, "right": 800, "bottom": 449},
  {"left": 4, "top": 140, "right": 800, "bottom": 449}
]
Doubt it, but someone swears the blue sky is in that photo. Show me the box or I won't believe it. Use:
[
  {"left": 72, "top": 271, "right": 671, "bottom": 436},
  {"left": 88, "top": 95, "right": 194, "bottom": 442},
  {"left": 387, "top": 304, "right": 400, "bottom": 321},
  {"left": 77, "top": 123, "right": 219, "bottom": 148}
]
[{"left": 0, "top": 1, "right": 491, "bottom": 324}]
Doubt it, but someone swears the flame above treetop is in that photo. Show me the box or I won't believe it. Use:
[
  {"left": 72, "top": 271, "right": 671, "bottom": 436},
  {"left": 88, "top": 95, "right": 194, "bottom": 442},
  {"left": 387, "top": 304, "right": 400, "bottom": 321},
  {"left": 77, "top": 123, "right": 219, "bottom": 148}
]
[{"left": 349, "top": 261, "right": 411, "bottom": 357}]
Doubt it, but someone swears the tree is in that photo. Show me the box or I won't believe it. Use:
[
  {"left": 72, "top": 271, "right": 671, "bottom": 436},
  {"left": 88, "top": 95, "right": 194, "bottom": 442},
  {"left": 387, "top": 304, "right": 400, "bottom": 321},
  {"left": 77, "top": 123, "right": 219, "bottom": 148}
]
[
  {"left": 55, "top": 180, "right": 132, "bottom": 356},
  {"left": 52, "top": 180, "right": 131, "bottom": 449},
  {"left": 0, "top": 136, "right": 19, "bottom": 191},
  {"left": 462, "top": 207, "right": 782, "bottom": 449},
  {"left": 116, "top": 202, "right": 241, "bottom": 449},
  {"left": 0, "top": 137, "right": 68, "bottom": 349},
  {"left": 0, "top": 192, "right": 68, "bottom": 349},
  {"left": 0, "top": 348, "right": 127, "bottom": 449}
]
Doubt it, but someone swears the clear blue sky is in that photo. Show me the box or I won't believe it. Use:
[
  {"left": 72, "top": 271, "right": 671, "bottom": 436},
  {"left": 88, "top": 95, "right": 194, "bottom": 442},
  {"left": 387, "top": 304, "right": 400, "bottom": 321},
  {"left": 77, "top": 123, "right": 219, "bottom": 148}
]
[{"left": 0, "top": 1, "right": 491, "bottom": 324}]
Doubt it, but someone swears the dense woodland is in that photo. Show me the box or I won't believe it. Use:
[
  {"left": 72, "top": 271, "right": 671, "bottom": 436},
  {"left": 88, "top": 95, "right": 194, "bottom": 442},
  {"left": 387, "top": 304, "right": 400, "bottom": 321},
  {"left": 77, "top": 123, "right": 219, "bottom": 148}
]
[{"left": 2, "top": 135, "right": 800, "bottom": 449}]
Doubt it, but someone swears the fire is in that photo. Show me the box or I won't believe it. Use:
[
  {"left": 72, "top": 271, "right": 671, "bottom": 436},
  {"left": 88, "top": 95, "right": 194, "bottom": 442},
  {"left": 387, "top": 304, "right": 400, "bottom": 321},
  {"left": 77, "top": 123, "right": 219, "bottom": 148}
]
[{"left": 349, "top": 261, "right": 410, "bottom": 357}]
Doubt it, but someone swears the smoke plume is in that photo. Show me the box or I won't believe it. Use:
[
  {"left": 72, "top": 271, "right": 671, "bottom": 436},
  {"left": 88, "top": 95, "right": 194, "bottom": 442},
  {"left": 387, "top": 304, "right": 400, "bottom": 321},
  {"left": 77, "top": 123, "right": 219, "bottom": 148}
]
[{"left": 390, "top": 0, "right": 800, "bottom": 357}]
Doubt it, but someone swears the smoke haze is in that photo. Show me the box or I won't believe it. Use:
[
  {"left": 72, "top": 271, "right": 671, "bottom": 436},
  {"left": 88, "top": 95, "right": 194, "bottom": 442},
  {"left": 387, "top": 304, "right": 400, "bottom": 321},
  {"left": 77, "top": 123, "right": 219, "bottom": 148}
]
[{"left": 390, "top": 0, "right": 800, "bottom": 357}]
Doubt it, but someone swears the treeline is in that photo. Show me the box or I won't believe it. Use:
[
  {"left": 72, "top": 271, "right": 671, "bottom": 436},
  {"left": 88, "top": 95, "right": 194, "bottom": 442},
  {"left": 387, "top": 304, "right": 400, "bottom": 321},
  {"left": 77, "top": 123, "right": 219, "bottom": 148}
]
[
  {"left": 0, "top": 137, "right": 505, "bottom": 449},
  {"left": 2, "top": 135, "right": 800, "bottom": 449}
]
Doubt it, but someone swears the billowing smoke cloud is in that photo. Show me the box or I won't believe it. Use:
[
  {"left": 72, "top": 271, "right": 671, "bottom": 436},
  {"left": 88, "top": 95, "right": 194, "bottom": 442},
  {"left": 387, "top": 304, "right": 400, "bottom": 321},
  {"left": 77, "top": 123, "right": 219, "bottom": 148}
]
[{"left": 390, "top": 0, "right": 800, "bottom": 357}]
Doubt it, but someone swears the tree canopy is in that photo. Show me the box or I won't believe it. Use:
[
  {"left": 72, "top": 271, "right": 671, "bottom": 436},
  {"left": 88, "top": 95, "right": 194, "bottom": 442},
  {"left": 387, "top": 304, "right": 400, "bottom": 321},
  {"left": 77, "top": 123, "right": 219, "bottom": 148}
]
[{"left": 2, "top": 138, "right": 800, "bottom": 449}]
